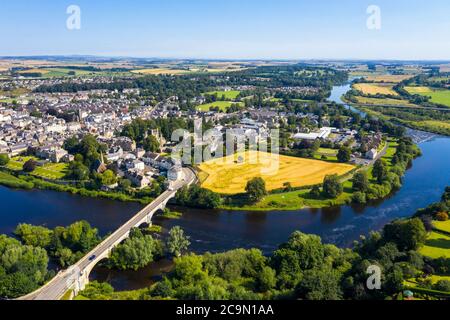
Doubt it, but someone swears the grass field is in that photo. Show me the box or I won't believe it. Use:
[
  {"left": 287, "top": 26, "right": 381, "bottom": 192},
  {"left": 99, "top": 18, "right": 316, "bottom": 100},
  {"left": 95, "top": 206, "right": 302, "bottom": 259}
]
[
  {"left": 405, "top": 86, "right": 450, "bottom": 107},
  {"left": 203, "top": 90, "right": 241, "bottom": 100},
  {"left": 353, "top": 83, "right": 398, "bottom": 96},
  {"left": 354, "top": 96, "right": 416, "bottom": 106},
  {"left": 199, "top": 151, "right": 354, "bottom": 195},
  {"left": 419, "top": 232, "right": 450, "bottom": 259},
  {"left": 313, "top": 148, "right": 339, "bottom": 162},
  {"left": 434, "top": 221, "right": 450, "bottom": 234},
  {"left": 364, "top": 74, "right": 414, "bottom": 83},
  {"left": 196, "top": 101, "right": 241, "bottom": 112},
  {"left": 6, "top": 156, "right": 68, "bottom": 180}
]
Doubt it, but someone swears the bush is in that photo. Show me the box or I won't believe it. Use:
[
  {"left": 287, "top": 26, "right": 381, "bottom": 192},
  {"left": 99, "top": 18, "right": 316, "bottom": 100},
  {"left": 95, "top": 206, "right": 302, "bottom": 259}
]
[
  {"left": 352, "top": 192, "right": 367, "bottom": 204},
  {"left": 436, "top": 212, "right": 449, "bottom": 222},
  {"left": 0, "top": 154, "right": 9, "bottom": 166}
]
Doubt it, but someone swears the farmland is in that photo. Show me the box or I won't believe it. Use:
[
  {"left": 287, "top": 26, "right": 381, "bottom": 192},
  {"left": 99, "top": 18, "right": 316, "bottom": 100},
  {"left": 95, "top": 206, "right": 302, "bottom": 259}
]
[
  {"left": 353, "top": 96, "right": 416, "bottom": 107},
  {"left": 353, "top": 83, "right": 399, "bottom": 96},
  {"left": 419, "top": 231, "right": 450, "bottom": 259},
  {"left": 363, "top": 74, "right": 414, "bottom": 83},
  {"left": 198, "top": 151, "right": 354, "bottom": 195},
  {"left": 434, "top": 220, "right": 450, "bottom": 234},
  {"left": 131, "top": 68, "right": 190, "bottom": 75},
  {"left": 405, "top": 86, "right": 450, "bottom": 107}
]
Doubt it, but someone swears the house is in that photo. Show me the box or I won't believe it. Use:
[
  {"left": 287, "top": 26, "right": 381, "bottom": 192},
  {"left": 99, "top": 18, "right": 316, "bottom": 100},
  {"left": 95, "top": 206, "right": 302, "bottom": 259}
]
[
  {"left": 114, "top": 137, "right": 136, "bottom": 152},
  {"left": 125, "top": 159, "right": 145, "bottom": 171},
  {"left": 124, "top": 169, "right": 151, "bottom": 189},
  {"left": 106, "top": 146, "right": 124, "bottom": 162},
  {"left": 365, "top": 148, "right": 378, "bottom": 160},
  {"left": 293, "top": 127, "right": 335, "bottom": 141}
]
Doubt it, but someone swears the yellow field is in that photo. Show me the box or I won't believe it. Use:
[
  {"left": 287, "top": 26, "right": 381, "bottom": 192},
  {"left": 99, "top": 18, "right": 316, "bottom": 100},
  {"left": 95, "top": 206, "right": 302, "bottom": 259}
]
[
  {"left": 131, "top": 68, "right": 190, "bottom": 75},
  {"left": 17, "top": 68, "right": 50, "bottom": 74},
  {"left": 364, "top": 74, "right": 414, "bottom": 83},
  {"left": 353, "top": 83, "right": 398, "bottom": 96},
  {"left": 198, "top": 151, "right": 355, "bottom": 194}
]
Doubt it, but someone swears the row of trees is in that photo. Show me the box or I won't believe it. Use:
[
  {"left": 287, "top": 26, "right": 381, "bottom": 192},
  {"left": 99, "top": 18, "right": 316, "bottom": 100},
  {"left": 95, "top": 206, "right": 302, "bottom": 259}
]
[{"left": 81, "top": 211, "right": 435, "bottom": 300}]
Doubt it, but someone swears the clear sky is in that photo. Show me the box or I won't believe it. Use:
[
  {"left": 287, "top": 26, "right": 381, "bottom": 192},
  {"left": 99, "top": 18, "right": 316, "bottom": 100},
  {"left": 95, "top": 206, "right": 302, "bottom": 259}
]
[{"left": 0, "top": 0, "right": 449, "bottom": 60}]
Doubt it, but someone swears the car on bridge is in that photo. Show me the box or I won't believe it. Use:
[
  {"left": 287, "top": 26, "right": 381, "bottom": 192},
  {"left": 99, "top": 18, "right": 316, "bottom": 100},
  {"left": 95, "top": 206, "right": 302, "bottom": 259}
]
[{"left": 88, "top": 255, "right": 97, "bottom": 261}]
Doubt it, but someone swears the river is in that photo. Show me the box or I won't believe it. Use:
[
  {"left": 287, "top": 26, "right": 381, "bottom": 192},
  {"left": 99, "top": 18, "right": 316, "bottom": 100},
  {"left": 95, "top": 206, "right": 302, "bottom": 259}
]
[{"left": 1, "top": 84, "right": 448, "bottom": 290}]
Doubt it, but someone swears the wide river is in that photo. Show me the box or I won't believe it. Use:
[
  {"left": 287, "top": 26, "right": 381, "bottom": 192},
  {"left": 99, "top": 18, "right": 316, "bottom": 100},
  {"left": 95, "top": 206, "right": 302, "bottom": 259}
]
[{"left": 0, "top": 84, "right": 448, "bottom": 290}]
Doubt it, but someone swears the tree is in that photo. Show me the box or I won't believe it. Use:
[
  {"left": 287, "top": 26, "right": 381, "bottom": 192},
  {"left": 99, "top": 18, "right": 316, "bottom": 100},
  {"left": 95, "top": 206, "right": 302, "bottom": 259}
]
[
  {"left": 0, "top": 154, "right": 9, "bottom": 166},
  {"left": 295, "top": 267, "right": 343, "bottom": 300},
  {"left": 23, "top": 159, "right": 37, "bottom": 172},
  {"left": 372, "top": 159, "right": 388, "bottom": 184},
  {"left": 382, "top": 218, "right": 427, "bottom": 251},
  {"left": 0, "top": 235, "right": 49, "bottom": 298},
  {"left": 109, "top": 229, "right": 162, "bottom": 270},
  {"left": 66, "top": 161, "right": 89, "bottom": 181},
  {"left": 322, "top": 174, "right": 343, "bottom": 199},
  {"left": 167, "top": 226, "right": 190, "bottom": 257},
  {"left": 14, "top": 224, "right": 53, "bottom": 248},
  {"left": 352, "top": 171, "right": 369, "bottom": 192},
  {"left": 245, "top": 177, "right": 267, "bottom": 203},
  {"left": 143, "top": 135, "right": 160, "bottom": 153},
  {"left": 99, "top": 170, "right": 117, "bottom": 186},
  {"left": 337, "top": 146, "right": 351, "bottom": 163},
  {"left": 256, "top": 266, "right": 276, "bottom": 292},
  {"left": 309, "top": 185, "right": 322, "bottom": 198}
]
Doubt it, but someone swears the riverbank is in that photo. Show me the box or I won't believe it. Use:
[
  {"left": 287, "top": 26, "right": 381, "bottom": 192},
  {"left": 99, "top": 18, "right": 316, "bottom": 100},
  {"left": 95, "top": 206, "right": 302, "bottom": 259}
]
[{"left": 0, "top": 170, "right": 153, "bottom": 205}]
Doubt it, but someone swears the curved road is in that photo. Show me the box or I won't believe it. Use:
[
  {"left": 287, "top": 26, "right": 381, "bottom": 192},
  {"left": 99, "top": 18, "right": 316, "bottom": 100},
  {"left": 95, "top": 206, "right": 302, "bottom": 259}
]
[{"left": 21, "top": 167, "right": 196, "bottom": 300}]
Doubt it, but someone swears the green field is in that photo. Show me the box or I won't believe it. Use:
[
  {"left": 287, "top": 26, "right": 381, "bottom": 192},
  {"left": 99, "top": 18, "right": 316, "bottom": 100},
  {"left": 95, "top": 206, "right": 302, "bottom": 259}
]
[
  {"left": 354, "top": 96, "right": 416, "bottom": 107},
  {"left": 434, "top": 220, "right": 450, "bottom": 234},
  {"left": 419, "top": 232, "right": 450, "bottom": 259},
  {"left": 203, "top": 90, "right": 241, "bottom": 100},
  {"left": 405, "top": 86, "right": 450, "bottom": 107},
  {"left": 313, "top": 148, "right": 339, "bottom": 162},
  {"left": 6, "top": 156, "right": 68, "bottom": 180},
  {"left": 196, "top": 101, "right": 242, "bottom": 112},
  {"left": 0, "top": 171, "right": 33, "bottom": 189}
]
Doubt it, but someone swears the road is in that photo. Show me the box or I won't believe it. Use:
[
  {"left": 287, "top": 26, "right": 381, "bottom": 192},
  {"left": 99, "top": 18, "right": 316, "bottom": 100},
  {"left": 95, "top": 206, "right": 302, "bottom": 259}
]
[{"left": 20, "top": 167, "right": 196, "bottom": 300}]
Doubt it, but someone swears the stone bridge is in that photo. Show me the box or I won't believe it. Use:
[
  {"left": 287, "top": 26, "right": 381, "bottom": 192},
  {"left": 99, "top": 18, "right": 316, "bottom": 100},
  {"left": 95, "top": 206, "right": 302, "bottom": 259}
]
[{"left": 19, "top": 167, "right": 196, "bottom": 300}]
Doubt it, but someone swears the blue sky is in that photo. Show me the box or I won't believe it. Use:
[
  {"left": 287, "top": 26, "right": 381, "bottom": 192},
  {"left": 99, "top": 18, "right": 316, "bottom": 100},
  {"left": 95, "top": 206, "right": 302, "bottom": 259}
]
[{"left": 0, "top": 0, "right": 449, "bottom": 60}]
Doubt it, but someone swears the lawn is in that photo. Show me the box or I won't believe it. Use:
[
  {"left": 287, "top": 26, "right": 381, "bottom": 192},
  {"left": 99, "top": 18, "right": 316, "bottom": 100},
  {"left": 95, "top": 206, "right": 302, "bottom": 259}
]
[
  {"left": 5, "top": 156, "right": 68, "bottom": 180},
  {"left": 419, "top": 232, "right": 450, "bottom": 259},
  {"left": 405, "top": 86, "right": 450, "bottom": 107},
  {"left": 434, "top": 220, "right": 450, "bottom": 234},
  {"left": 196, "top": 101, "right": 241, "bottom": 112},
  {"left": 203, "top": 90, "right": 241, "bottom": 100},
  {"left": 198, "top": 151, "right": 354, "bottom": 195},
  {"left": 353, "top": 83, "right": 399, "bottom": 96},
  {"left": 313, "top": 148, "right": 338, "bottom": 162}
]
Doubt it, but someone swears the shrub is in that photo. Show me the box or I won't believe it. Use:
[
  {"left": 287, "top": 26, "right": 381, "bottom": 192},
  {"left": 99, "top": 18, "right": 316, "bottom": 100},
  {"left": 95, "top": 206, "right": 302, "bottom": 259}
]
[
  {"left": 352, "top": 192, "right": 367, "bottom": 204},
  {"left": 436, "top": 212, "right": 449, "bottom": 222}
]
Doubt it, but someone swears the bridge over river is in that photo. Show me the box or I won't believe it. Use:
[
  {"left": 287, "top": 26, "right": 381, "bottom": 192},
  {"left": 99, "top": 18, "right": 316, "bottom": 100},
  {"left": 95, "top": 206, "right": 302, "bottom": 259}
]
[{"left": 19, "top": 167, "right": 196, "bottom": 300}]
